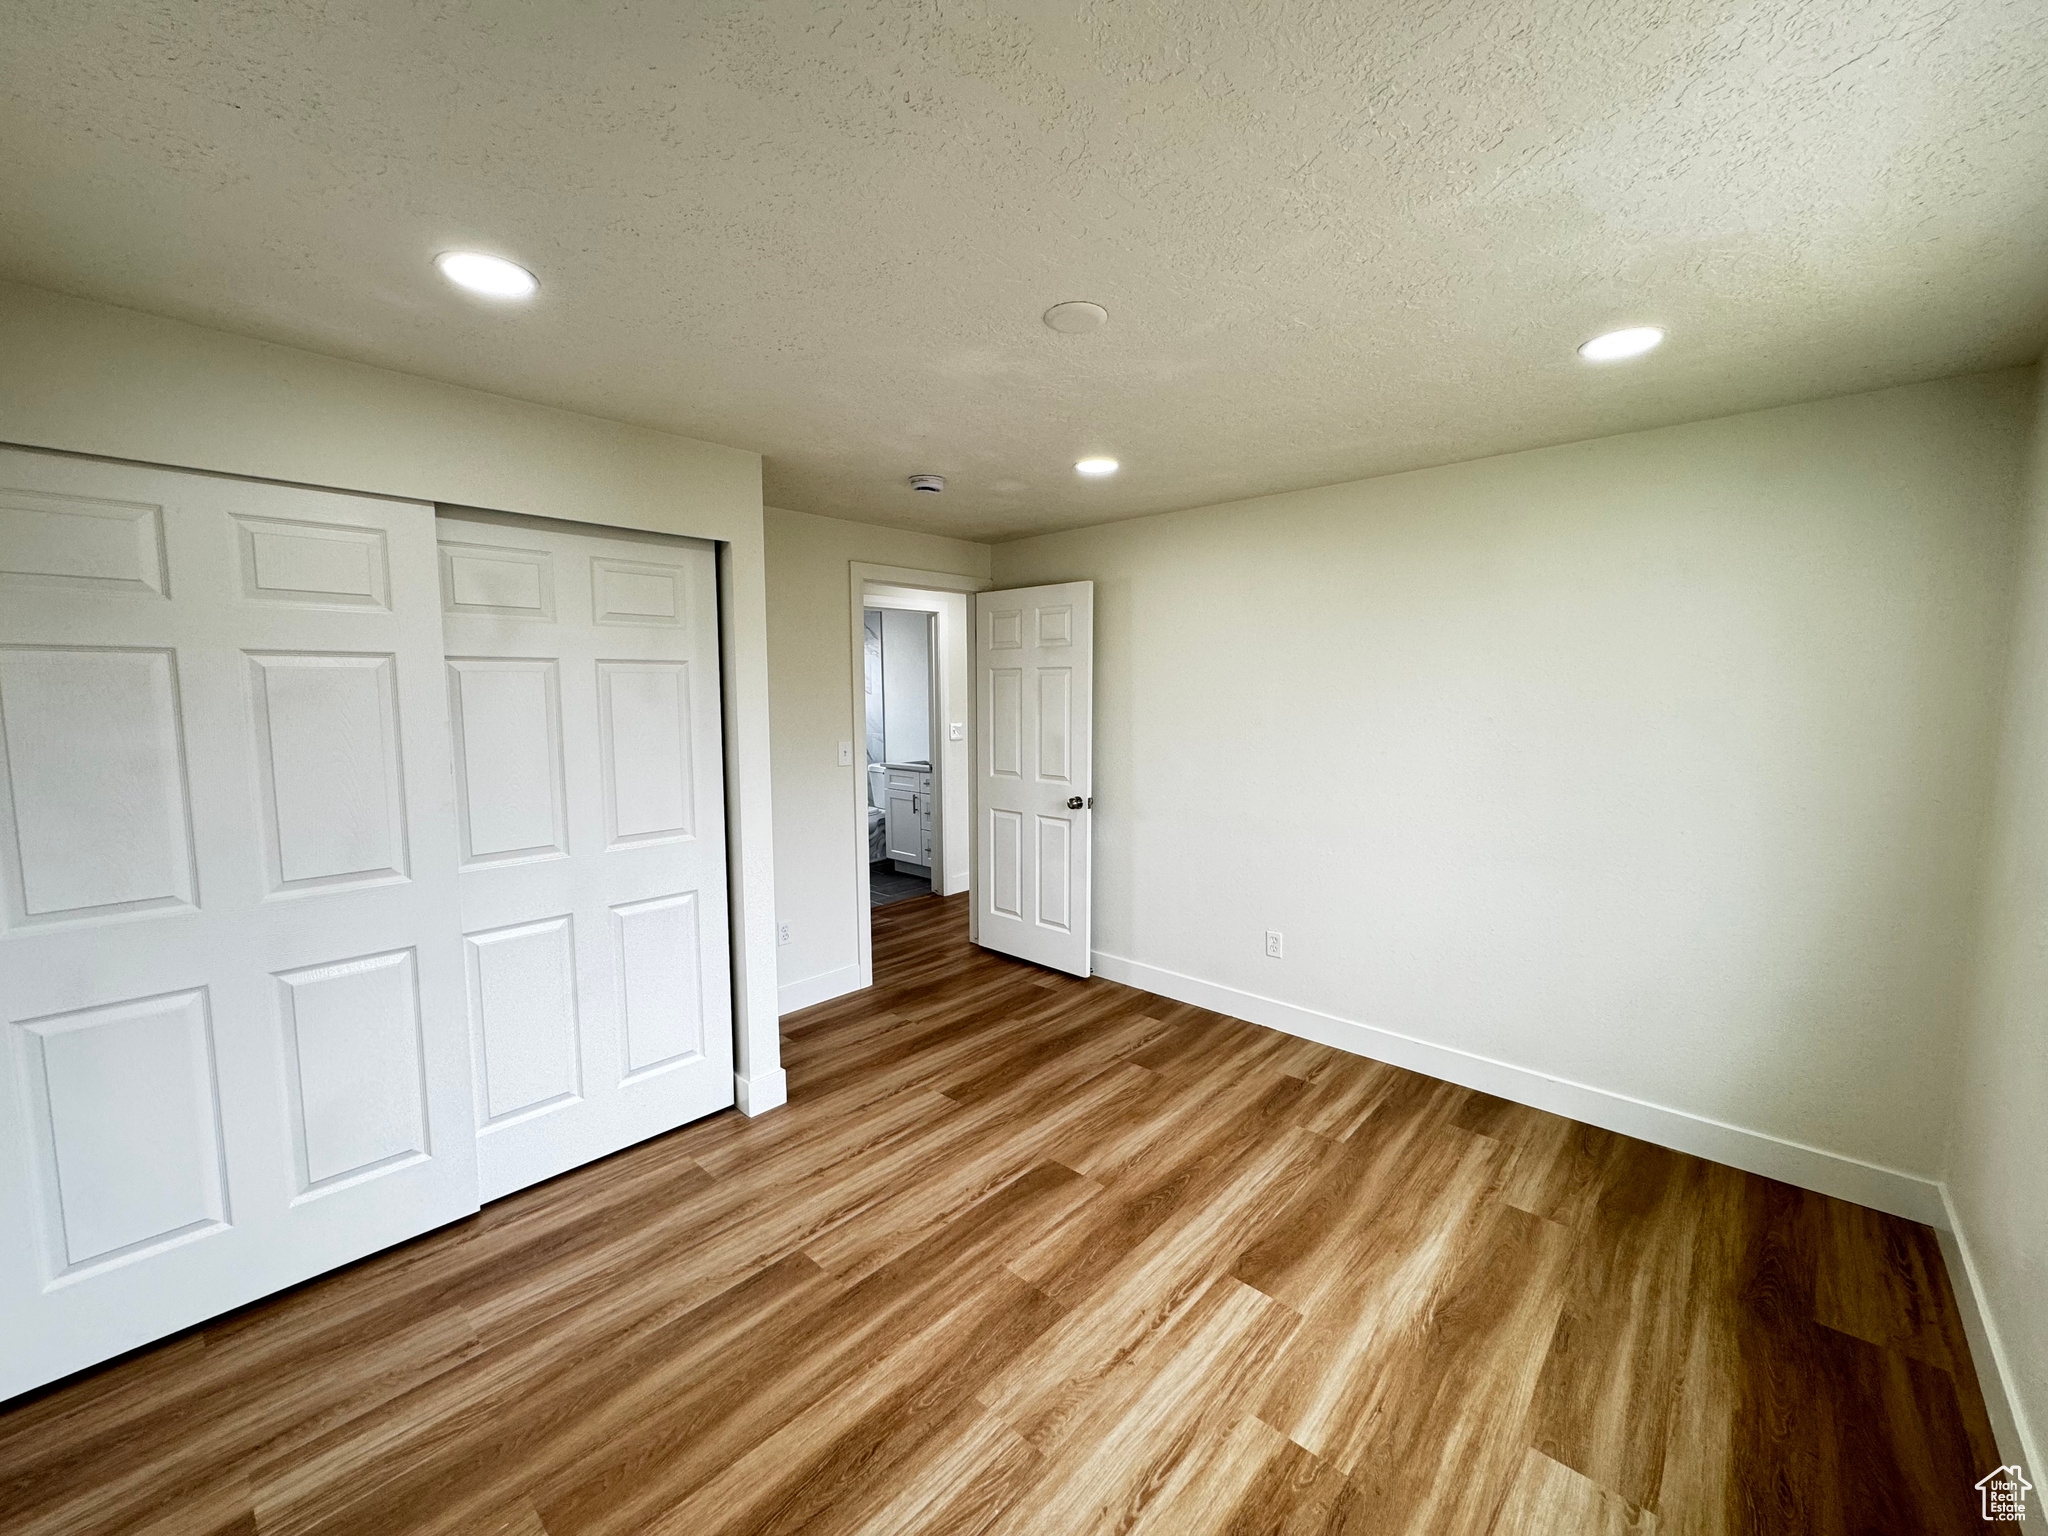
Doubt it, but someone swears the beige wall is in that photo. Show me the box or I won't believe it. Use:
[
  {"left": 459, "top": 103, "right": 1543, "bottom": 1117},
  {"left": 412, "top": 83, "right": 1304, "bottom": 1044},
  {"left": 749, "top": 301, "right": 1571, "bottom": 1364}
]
[
  {"left": 764, "top": 506, "right": 991, "bottom": 1008},
  {"left": 994, "top": 370, "right": 2031, "bottom": 1184},
  {"left": 1949, "top": 368, "right": 2048, "bottom": 1473},
  {"left": 0, "top": 279, "right": 789, "bottom": 1109}
]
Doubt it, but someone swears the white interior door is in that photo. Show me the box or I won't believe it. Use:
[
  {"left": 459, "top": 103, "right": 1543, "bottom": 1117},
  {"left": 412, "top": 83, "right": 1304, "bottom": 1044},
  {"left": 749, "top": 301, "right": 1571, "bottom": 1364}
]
[
  {"left": 975, "top": 582, "right": 1093, "bottom": 975},
  {"left": 437, "top": 511, "right": 733, "bottom": 1203},
  {"left": 0, "top": 447, "right": 477, "bottom": 1400}
]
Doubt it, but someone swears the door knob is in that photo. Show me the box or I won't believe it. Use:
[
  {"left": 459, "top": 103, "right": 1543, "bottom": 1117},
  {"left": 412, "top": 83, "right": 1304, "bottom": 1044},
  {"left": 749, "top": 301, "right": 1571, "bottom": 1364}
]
[{"left": 1066, "top": 796, "right": 1085, "bottom": 810}]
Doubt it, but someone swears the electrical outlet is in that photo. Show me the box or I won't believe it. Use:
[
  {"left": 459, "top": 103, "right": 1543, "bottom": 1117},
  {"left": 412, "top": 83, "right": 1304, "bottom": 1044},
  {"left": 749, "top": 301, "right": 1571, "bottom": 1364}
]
[
  {"left": 1265, "top": 930, "right": 1283, "bottom": 959},
  {"left": 837, "top": 741, "right": 853, "bottom": 766},
  {"left": 778, "top": 922, "right": 792, "bottom": 946},
  {"left": 949, "top": 722, "right": 965, "bottom": 741}
]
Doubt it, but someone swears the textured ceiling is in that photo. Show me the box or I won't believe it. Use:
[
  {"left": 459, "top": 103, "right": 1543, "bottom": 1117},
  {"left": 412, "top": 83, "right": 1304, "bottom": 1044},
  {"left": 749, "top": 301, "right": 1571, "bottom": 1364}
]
[{"left": 3, "top": 1, "right": 2044, "bottom": 541}]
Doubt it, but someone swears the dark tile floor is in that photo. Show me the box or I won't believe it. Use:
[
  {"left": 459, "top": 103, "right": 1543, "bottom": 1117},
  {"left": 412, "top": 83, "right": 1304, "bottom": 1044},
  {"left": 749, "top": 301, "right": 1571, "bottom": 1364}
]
[{"left": 869, "top": 861, "right": 934, "bottom": 907}]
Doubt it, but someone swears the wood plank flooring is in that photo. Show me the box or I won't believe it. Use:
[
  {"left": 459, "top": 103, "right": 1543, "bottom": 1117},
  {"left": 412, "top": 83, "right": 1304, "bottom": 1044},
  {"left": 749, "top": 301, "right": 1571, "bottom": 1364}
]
[{"left": 0, "top": 893, "right": 2010, "bottom": 1533}]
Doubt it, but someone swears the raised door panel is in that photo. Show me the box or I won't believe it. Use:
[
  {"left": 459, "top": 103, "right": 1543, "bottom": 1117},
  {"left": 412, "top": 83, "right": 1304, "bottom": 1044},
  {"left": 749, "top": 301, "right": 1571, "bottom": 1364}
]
[
  {"left": 247, "top": 652, "right": 408, "bottom": 893},
  {"left": 440, "top": 540, "right": 555, "bottom": 620},
  {"left": 987, "top": 606, "right": 1023, "bottom": 651},
  {"left": 1036, "top": 815, "right": 1073, "bottom": 932},
  {"left": 0, "top": 486, "right": 168, "bottom": 596},
  {"left": 598, "top": 660, "right": 696, "bottom": 847},
  {"left": 233, "top": 516, "right": 391, "bottom": 610},
  {"left": 14, "top": 989, "right": 229, "bottom": 1276},
  {"left": 592, "top": 559, "right": 685, "bottom": 627},
  {"left": 990, "top": 668, "right": 1023, "bottom": 779},
  {"left": 989, "top": 808, "right": 1023, "bottom": 919},
  {"left": 447, "top": 658, "right": 567, "bottom": 867},
  {"left": 275, "top": 950, "right": 430, "bottom": 1194},
  {"left": 613, "top": 893, "right": 705, "bottom": 1077},
  {"left": 1037, "top": 668, "right": 1073, "bottom": 785},
  {"left": 465, "top": 916, "right": 580, "bottom": 1125},
  {"left": 0, "top": 646, "right": 197, "bottom": 927}
]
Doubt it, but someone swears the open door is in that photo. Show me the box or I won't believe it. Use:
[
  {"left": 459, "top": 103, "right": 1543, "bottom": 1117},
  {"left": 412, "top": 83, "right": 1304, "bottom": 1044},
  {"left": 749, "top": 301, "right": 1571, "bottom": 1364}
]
[{"left": 975, "top": 582, "right": 1093, "bottom": 975}]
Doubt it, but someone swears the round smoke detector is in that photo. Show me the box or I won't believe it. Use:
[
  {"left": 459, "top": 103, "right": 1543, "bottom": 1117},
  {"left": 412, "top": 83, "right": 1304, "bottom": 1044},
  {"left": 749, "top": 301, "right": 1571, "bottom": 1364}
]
[
  {"left": 1042, "top": 300, "right": 1108, "bottom": 334},
  {"left": 908, "top": 474, "right": 946, "bottom": 494}
]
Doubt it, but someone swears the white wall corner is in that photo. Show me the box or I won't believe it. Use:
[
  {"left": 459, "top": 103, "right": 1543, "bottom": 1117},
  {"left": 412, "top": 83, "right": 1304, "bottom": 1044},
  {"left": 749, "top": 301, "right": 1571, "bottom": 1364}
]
[
  {"left": 1938, "top": 1187, "right": 2043, "bottom": 1478},
  {"left": 1090, "top": 950, "right": 1949, "bottom": 1228},
  {"left": 734, "top": 1067, "right": 789, "bottom": 1116},
  {"left": 779, "top": 963, "right": 865, "bottom": 1017},
  {"left": 715, "top": 535, "right": 785, "bottom": 1115}
]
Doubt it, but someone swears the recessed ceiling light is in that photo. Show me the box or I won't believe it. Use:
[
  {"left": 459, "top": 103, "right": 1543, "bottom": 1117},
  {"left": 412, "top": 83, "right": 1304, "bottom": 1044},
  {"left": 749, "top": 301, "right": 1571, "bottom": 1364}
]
[
  {"left": 435, "top": 251, "right": 539, "bottom": 300},
  {"left": 1075, "top": 457, "right": 1119, "bottom": 477},
  {"left": 1043, "top": 301, "right": 1108, "bottom": 334},
  {"left": 1578, "top": 326, "right": 1663, "bottom": 362}
]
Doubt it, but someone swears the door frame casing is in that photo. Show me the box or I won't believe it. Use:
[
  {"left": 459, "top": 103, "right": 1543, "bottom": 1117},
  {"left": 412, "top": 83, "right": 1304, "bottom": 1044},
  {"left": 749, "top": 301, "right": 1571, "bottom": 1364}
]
[{"left": 847, "top": 563, "right": 990, "bottom": 990}]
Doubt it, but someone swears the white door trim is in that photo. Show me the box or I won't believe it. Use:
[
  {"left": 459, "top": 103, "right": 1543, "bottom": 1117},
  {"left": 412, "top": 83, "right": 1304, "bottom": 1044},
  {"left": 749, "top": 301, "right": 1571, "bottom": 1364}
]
[{"left": 846, "top": 563, "right": 990, "bottom": 992}]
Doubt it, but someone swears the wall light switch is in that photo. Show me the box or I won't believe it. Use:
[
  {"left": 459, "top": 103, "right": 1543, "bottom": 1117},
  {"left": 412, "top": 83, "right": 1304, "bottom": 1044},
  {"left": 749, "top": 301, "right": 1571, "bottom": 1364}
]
[
  {"left": 1265, "top": 931, "right": 1283, "bottom": 959},
  {"left": 949, "top": 722, "right": 965, "bottom": 741},
  {"left": 837, "top": 741, "right": 853, "bottom": 766}
]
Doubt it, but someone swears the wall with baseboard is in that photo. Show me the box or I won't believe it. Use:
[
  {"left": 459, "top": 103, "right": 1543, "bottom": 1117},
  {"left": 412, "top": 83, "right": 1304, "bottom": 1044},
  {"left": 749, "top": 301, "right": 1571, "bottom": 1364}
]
[
  {"left": 995, "top": 370, "right": 2032, "bottom": 1189},
  {"left": 1945, "top": 367, "right": 2047, "bottom": 1475},
  {"left": 765, "top": 506, "right": 990, "bottom": 1013}
]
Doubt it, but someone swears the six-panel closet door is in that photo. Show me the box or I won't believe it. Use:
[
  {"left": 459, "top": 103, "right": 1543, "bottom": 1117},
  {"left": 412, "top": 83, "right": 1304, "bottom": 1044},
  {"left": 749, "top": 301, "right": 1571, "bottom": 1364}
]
[
  {"left": 437, "top": 511, "right": 733, "bottom": 1202},
  {"left": 0, "top": 447, "right": 479, "bottom": 1400}
]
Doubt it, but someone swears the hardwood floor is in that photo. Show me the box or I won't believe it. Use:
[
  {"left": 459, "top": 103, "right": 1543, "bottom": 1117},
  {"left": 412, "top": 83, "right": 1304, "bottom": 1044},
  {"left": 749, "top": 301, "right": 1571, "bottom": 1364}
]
[{"left": 0, "top": 892, "right": 2009, "bottom": 1534}]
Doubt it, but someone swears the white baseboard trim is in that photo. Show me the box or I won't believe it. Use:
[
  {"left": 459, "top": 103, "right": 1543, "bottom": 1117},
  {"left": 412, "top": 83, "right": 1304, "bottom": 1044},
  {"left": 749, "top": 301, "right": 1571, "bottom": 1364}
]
[
  {"left": 1090, "top": 950, "right": 1947, "bottom": 1229},
  {"left": 1938, "top": 1187, "right": 2041, "bottom": 1476},
  {"left": 778, "top": 963, "right": 863, "bottom": 1016},
  {"left": 734, "top": 1067, "right": 788, "bottom": 1116}
]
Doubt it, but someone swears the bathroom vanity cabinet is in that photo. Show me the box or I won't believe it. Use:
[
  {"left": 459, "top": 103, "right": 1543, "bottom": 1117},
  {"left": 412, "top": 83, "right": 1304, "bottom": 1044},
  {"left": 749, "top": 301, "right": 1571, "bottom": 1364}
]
[{"left": 883, "top": 764, "right": 934, "bottom": 871}]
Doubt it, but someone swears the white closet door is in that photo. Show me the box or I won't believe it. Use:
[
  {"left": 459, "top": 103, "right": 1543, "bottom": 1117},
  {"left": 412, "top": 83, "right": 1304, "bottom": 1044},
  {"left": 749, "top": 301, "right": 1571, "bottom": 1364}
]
[
  {"left": 437, "top": 512, "right": 733, "bottom": 1203},
  {"left": 975, "top": 582, "right": 1093, "bottom": 976},
  {"left": 0, "top": 447, "right": 477, "bottom": 1401}
]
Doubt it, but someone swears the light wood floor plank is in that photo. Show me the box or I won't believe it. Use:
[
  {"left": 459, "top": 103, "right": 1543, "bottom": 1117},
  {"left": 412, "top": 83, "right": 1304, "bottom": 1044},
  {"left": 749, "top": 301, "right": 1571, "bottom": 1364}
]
[
  {"left": 1490, "top": 1448, "right": 1655, "bottom": 1535},
  {"left": 0, "top": 893, "right": 2007, "bottom": 1535}
]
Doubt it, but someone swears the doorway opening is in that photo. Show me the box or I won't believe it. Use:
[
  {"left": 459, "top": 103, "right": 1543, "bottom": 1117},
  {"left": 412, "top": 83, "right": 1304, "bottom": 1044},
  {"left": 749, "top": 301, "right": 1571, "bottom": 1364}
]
[
  {"left": 864, "top": 605, "right": 938, "bottom": 907},
  {"left": 849, "top": 567, "right": 984, "bottom": 989}
]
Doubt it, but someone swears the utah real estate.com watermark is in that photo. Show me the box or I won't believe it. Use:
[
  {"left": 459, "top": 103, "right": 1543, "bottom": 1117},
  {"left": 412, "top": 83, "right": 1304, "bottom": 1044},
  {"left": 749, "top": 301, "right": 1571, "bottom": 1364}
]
[{"left": 1978, "top": 1465, "right": 2032, "bottom": 1523}]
